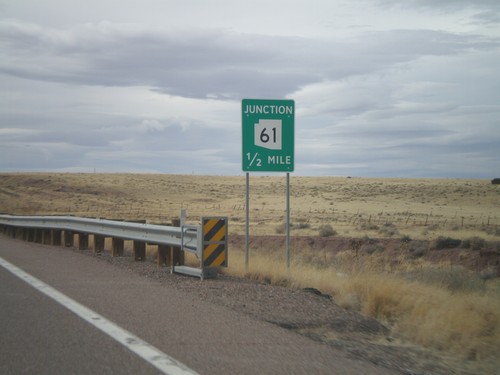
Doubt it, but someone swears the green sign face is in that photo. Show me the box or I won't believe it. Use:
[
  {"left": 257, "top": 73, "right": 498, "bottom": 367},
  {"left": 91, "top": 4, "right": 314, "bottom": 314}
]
[{"left": 242, "top": 99, "right": 294, "bottom": 172}]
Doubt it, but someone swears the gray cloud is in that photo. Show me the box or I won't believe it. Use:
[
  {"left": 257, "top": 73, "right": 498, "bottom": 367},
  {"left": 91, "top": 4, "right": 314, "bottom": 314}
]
[
  {"left": 470, "top": 11, "right": 500, "bottom": 25},
  {"left": 376, "top": 0, "right": 500, "bottom": 11},
  {"left": 1, "top": 1, "right": 499, "bottom": 178},
  {"left": 1, "top": 20, "right": 497, "bottom": 100}
]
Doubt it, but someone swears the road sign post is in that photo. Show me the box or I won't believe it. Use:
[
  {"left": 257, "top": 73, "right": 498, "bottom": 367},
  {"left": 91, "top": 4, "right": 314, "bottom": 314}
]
[{"left": 242, "top": 99, "right": 295, "bottom": 269}]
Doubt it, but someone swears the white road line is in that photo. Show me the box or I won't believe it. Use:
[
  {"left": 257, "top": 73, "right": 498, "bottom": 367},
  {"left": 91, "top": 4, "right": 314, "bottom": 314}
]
[{"left": 0, "top": 256, "right": 199, "bottom": 375}]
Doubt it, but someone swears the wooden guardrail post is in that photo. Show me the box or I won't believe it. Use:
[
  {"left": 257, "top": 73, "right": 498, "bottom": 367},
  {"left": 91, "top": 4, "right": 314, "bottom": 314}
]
[
  {"left": 131, "top": 220, "right": 146, "bottom": 261},
  {"left": 157, "top": 244, "right": 170, "bottom": 267},
  {"left": 156, "top": 221, "right": 172, "bottom": 267},
  {"left": 64, "top": 230, "right": 74, "bottom": 247},
  {"left": 94, "top": 235, "right": 105, "bottom": 253},
  {"left": 112, "top": 237, "right": 124, "bottom": 256},
  {"left": 133, "top": 241, "right": 146, "bottom": 261},
  {"left": 51, "top": 230, "right": 62, "bottom": 246},
  {"left": 42, "top": 230, "right": 52, "bottom": 245},
  {"left": 4, "top": 225, "right": 13, "bottom": 238},
  {"left": 27, "top": 228, "right": 35, "bottom": 242},
  {"left": 171, "top": 218, "right": 184, "bottom": 267},
  {"left": 35, "top": 229, "right": 43, "bottom": 243},
  {"left": 27, "top": 228, "right": 32, "bottom": 241},
  {"left": 79, "top": 233, "right": 89, "bottom": 250}
]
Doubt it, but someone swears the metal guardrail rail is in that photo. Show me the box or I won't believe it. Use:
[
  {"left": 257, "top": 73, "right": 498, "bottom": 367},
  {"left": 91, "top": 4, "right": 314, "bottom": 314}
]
[
  {"left": 0, "top": 214, "right": 199, "bottom": 250},
  {"left": 0, "top": 214, "right": 228, "bottom": 280}
]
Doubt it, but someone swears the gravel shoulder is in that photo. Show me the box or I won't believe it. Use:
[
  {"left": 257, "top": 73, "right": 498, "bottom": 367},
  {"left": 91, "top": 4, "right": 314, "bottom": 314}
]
[{"left": 89, "top": 250, "right": 478, "bottom": 375}]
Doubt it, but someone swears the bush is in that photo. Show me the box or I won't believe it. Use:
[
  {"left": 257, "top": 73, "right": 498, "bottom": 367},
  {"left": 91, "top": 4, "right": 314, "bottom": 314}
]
[
  {"left": 483, "top": 225, "right": 500, "bottom": 237},
  {"left": 318, "top": 224, "right": 337, "bottom": 237},
  {"left": 295, "top": 222, "right": 311, "bottom": 230},
  {"left": 461, "top": 237, "right": 486, "bottom": 250},
  {"left": 378, "top": 222, "right": 399, "bottom": 237},
  {"left": 276, "top": 221, "right": 310, "bottom": 234},
  {"left": 366, "top": 244, "right": 385, "bottom": 254},
  {"left": 433, "top": 236, "right": 462, "bottom": 250},
  {"left": 408, "top": 240, "right": 428, "bottom": 258},
  {"left": 479, "top": 267, "right": 498, "bottom": 280},
  {"left": 357, "top": 222, "right": 379, "bottom": 231},
  {"left": 275, "top": 223, "right": 286, "bottom": 234},
  {"left": 401, "top": 235, "right": 412, "bottom": 243},
  {"left": 413, "top": 266, "right": 486, "bottom": 293}
]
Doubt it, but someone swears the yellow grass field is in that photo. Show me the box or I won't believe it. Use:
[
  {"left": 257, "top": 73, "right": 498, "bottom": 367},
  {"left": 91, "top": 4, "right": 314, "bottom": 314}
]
[
  {"left": 1, "top": 173, "right": 499, "bottom": 238},
  {"left": 1, "top": 173, "right": 500, "bottom": 373}
]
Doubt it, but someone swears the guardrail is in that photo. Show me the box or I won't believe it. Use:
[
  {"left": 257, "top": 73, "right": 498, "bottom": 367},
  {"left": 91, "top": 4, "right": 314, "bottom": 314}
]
[{"left": 0, "top": 214, "right": 228, "bottom": 279}]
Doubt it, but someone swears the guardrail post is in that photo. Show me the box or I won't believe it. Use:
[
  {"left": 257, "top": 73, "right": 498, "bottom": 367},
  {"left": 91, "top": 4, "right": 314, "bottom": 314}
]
[
  {"left": 133, "top": 241, "right": 146, "bottom": 261},
  {"left": 42, "top": 230, "right": 52, "bottom": 245},
  {"left": 129, "top": 220, "right": 147, "bottom": 261},
  {"left": 2, "top": 225, "right": 10, "bottom": 237},
  {"left": 112, "top": 237, "right": 124, "bottom": 256},
  {"left": 35, "top": 229, "right": 43, "bottom": 243},
  {"left": 157, "top": 244, "right": 170, "bottom": 267},
  {"left": 79, "top": 233, "right": 89, "bottom": 250},
  {"left": 38, "top": 229, "right": 45, "bottom": 243},
  {"left": 32, "top": 228, "right": 42, "bottom": 243},
  {"left": 171, "top": 218, "right": 184, "bottom": 267},
  {"left": 21, "top": 228, "right": 28, "bottom": 241},
  {"left": 64, "top": 231, "right": 74, "bottom": 247},
  {"left": 94, "top": 235, "right": 105, "bottom": 253},
  {"left": 51, "top": 230, "right": 62, "bottom": 246},
  {"left": 27, "top": 228, "right": 35, "bottom": 242},
  {"left": 156, "top": 221, "right": 173, "bottom": 267}
]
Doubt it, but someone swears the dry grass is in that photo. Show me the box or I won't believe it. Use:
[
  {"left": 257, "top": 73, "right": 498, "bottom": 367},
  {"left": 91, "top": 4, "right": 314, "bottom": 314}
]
[
  {"left": 224, "top": 246, "right": 500, "bottom": 373},
  {"left": 1, "top": 173, "right": 499, "bottom": 239},
  {"left": 1, "top": 172, "right": 500, "bottom": 372}
]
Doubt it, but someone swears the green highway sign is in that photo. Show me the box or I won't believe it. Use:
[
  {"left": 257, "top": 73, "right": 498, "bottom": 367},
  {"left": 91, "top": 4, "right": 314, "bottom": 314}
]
[{"left": 242, "top": 99, "right": 295, "bottom": 172}]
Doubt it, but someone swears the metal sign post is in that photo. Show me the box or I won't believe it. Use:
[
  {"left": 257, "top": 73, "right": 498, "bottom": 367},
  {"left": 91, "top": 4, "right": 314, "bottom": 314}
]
[
  {"left": 242, "top": 99, "right": 294, "bottom": 269},
  {"left": 245, "top": 172, "right": 250, "bottom": 271},
  {"left": 286, "top": 172, "right": 290, "bottom": 268}
]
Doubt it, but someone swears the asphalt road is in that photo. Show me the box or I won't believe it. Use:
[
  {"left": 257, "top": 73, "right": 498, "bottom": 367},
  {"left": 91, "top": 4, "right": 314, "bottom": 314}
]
[{"left": 0, "top": 235, "right": 398, "bottom": 375}]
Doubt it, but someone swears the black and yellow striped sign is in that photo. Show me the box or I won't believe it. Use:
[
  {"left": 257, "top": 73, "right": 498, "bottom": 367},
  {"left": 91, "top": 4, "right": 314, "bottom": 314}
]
[{"left": 202, "top": 217, "right": 228, "bottom": 267}]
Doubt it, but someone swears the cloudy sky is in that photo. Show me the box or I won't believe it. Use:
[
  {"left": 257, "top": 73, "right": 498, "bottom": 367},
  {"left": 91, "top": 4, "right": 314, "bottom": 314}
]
[{"left": 1, "top": 0, "right": 499, "bottom": 177}]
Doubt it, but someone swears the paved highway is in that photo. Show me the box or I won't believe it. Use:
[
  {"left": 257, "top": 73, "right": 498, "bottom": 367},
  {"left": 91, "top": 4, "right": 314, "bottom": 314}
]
[{"left": 0, "top": 235, "right": 398, "bottom": 374}]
